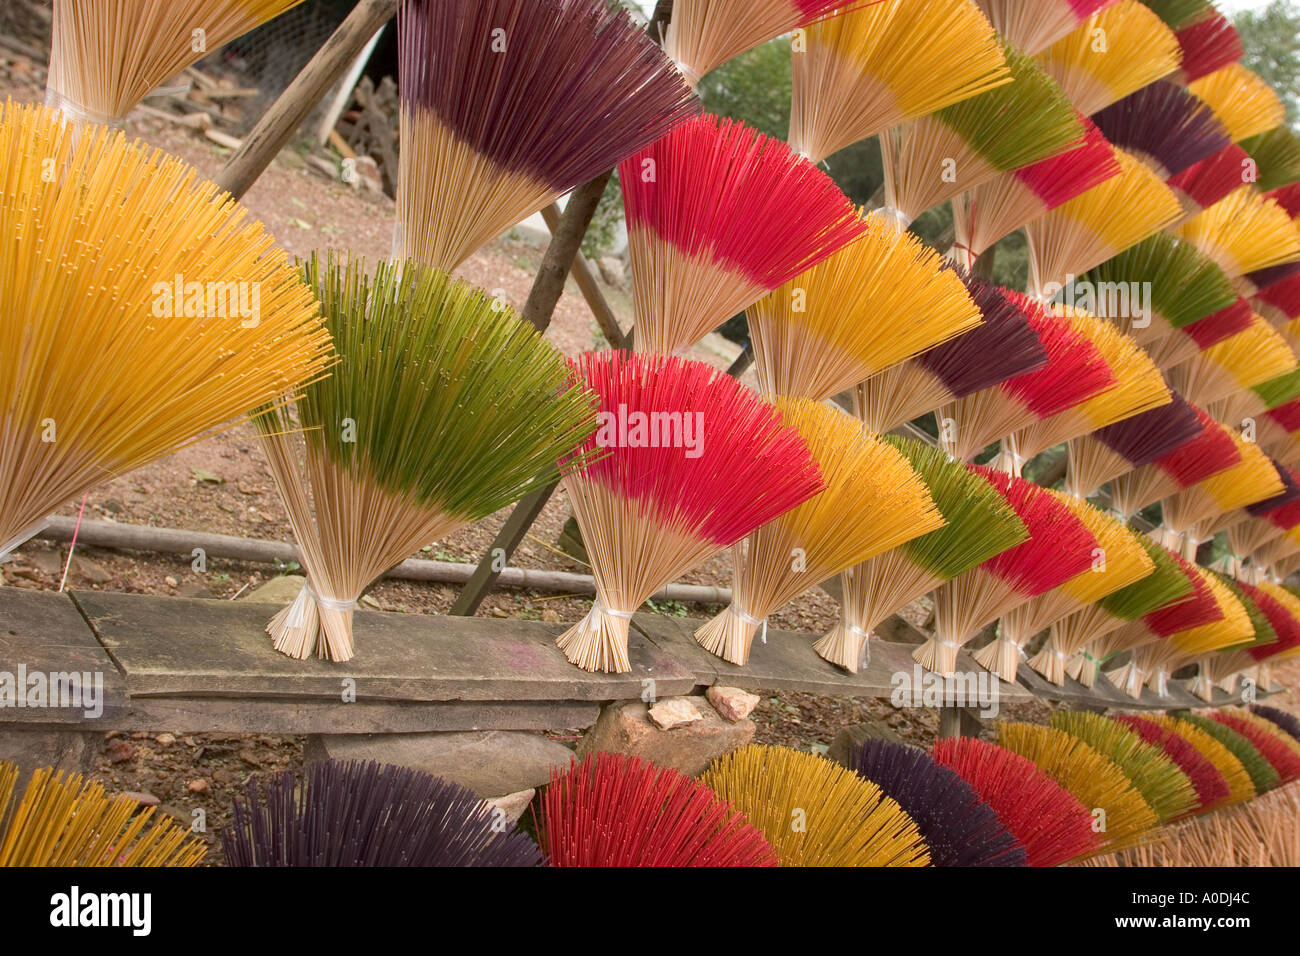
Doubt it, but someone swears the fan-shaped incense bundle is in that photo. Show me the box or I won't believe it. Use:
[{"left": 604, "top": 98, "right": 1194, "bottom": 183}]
[
  {"left": 939, "top": 299, "right": 1115, "bottom": 462},
  {"left": 1177, "top": 712, "right": 1281, "bottom": 793},
  {"left": 973, "top": 0, "right": 1117, "bottom": 56},
  {"left": 258, "top": 256, "right": 598, "bottom": 662},
  {"left": 221, "top": 760, "right": 541, "bottom": 866},
  {"left": 1215, "top": 374, "right": 1300, "bottom": 434},
  {"left": 1167, "top": 142, "right": 1253, "bottom": 217},
  {"left": 1112, "top": 713, "right": 1231, "bottom": 813},
  {"left": 1152, "top": 714, "right": 1257, "bottom": 805},
  {"left": 700, "top": 745, "right": 930, "bottom": 867},
  {"left": 1065, "top": 393, "right": 1202, "bottom": 497},
  {"left": 1034, "top": 0, "right": 1182, "bottom": 115},
  {"left": 1145, "top": 298, "right": 1256, "bottom": 370},
  {"left": 1255, "top": 274, "right": 1300, "bottom": 325},
  {"left": 1267, "top": 182, "right": 1300, "bottom": 221},
  {"left": 536, "top": 753, "right": 777, "bottom": 867},
  {"left": 977, "top": 493, "right": 1153, "bottom": 682},
  {"left": 1210, "top": 710, "right": 1300, "bottom": 783},
  {"left": 853, "top": 275, "right": 1048, "bottom": 433},
  {"left": 918, "top": 468, "right": 1096, "bottom": 675},
  {"left": 852, "top": 740, "right": 1026, "bottom": 866},
  {"left": 997, "top": 722, "right": 1159, "bottom": 852},
  {"left": 1024, "top": 149, "right": 1183, "bottom": 297},
  {"left": 46, "top": 0, "right": 303, "bottom": 124},
  {"left": 1143, "top": 0, "right": 1214, "bottom": 31},
  {"left": 932, "top": 736, "right": 1101, "bottom": 866},
  {"left": 395, "top": 0, "right": 699, "bottom": 271},
  {"left": 1034, "top": 534, "right": 1192, "bottom": 684},
  {"left": 787, "top": 0, "right": 1010, "bottom": 164},
  {"left": 1173, "top": 186, "right": 1300, "bottom": 280},
  {"left": 0, "top": 763, "right": 205, "bottom": 867},
  {"left": 1108, "top": 405, "right": 1239, "bottom": 516},
  {"left": 695, "top": 399, "right": 944, "bottom": 666},
  {"left": 1187, "top": 62, "right": 1287, "bottom": 143},
  {"left": 1174, "top": 9, "right": 1243, "bottom": 82},
  {"left": 952, "top": 115, "right": 1121, "bottom": 262},
  {"left": 1240, "top": 126, "right": 1300, "bottom": 193},
  {"left": 880, "top": 45, "right": 1084, "bottom": 225},
  {"left": 1161, "top": 424, "right": 1287, "bottom": 536},
  {"left": 1051, "top": 711, "right": 1199, "bottom": 821},
  {"left": 1092, "top": 81, "right": 1229, "bottom": 178},
  {"left": 816, "top": 437, "right": 1028, "bottom": 671},
  {"left": 662, "top": 0, "right": 845, "bottom": 86},
  {"left": 621, "top": 115, "right": 866, "bottom": 357},
  {"left": 1007, "top": 312, "right": 1169, "bottom": 461},
  {"left": 1191, "top": 577, "right": 1287, "bottom": 696},
  {"left": 1252, "top": 704, "right": 1300, "bottom": 743},
  {"left": 748, "top": 214, "right": 981, "bottom": 401},
  {"left": 0, "top": 102, "right": 332, "bottom": 561},
  {"left": 558, "top": 352, "right": 823, "bottom": 672},
  {"left": 1166, "top": 318, "right": 1298, "bottom": 410}
]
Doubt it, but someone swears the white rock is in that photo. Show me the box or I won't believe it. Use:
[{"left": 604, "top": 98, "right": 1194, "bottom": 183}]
[
  {"left": 647, "top": 696, "right": 703, "bottom": 730},
  {"left": 706, "top": 686, "right": 761, "bottom": 722},
  {"left": 486, "top": 788, "right": 536, "bottom": 826}
]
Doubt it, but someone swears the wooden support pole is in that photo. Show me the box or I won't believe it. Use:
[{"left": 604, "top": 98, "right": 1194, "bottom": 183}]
[
  {"left": 215, "top": 0, "right": 397, "bottom": 200},
  {"left": 938, "top": 706, "right": 963, "bottom": 739},
  {"left": 447, "top": 484, "right": 559, "bottom": 616},
  {"left": 539, "top": 202, "right": 627, "bottom": 349}
]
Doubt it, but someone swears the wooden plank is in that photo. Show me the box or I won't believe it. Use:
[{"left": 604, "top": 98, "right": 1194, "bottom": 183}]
[
  {"left": 72, "top": 591, "right": 697, "bottom": 702},
  {"left": 0, "top": 588, "right": 126, "bottom": 724},
  {"left": 632, "top": 613, "right": 1033, "bottom": 703}
]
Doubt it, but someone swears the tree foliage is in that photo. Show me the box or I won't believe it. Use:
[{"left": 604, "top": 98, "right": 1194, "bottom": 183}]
[{"left": 1235, "top": 1, "right": 1300, "bottom": 126}]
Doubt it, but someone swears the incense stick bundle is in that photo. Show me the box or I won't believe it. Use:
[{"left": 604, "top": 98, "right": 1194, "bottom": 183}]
[
  {"left": 938, "top": 300, "right": 1115, "bottom": 462},
  {"left": 851, "top": 740, "right": 1027, "bottom": 866},
  {"left": 917, "top": 468, "right": 1097, "bottom": 675},
  {"left": 748, "top": 215, "right": 982, "bottom": 401},
  {"left": 1166, "top": 317, "right": 1298, "bottom": 409},
  {"left": 1092, "top": 81, "right": 1229, "bottom": 178},
  {"left": 1024, "top": 149, "right": 1184, "bottom": 297},
  {"left": 1266, "top": 182, "right": 1300, "bottom": 221},
  {"left": 787, "top": 0, "right": 1010, "bottom": 164},
  {"left": 700, "top": 745, "right": 930, "bottom": 867},
  {"left": 46, "top": 0, "right": 303, "bottom": 124},
  {"left": 1151, "top": 714, "right": 1257, "bottom": 805},
  {"left": 1178, "top": 712, "right": 1281, "bottom": 794},
  {"left": 395, "top": 0, "right": 699, "bottom": 271},
  {"left": 976, "top": 493, "right": 1154, "bottom": 682},
  {"left": 221, "top": 760, "right": 542, "bottom": 866},
  {"left": 972, "top": 0, "right": 1117, "bottom": 56},
  {"left": 0, "top": 103, "right": 332, "bottom": 561},
  {"left": 880, "top": 45, "right": 1084, "bottom": 225},
  {"left": 1240, "top": 126, "right": 1300, "bottom": 193},
  {"left": 931, "top": 736, "right": 1101, "bottom": 866},
  {"left": 1173, "top": 186, "right": 1300, "bottom": 280},
  {"left": 1227, "top": 481, "right": 1300, "bottom": 558},
  {"left": 695, "top": 399, "right": 944, "bottom": 666},
  {"left": 853, "top": 275, "right": 1048, "bottom": 433},
  {"left": 1252, "top": 704, "right": 1300, "bottom": 744},
  {"left": 536, "top": 753, "right": 777, "bottom": 867},
  {"left": 1189, "top": 577, "right": 1284, "bottom": 697},
  {"left": 1187, "top": 62, "right": 1287, "bottom": 142},
  {"left": 1108, "top": 404, "right": 1240, "bottom": 516},
  {"left": 1034, "top": 0, "right": 1182, "bottom": 115},
  {"left": 1112, "top": 714, "right": 1231, "bottom": 814},
  {"left": 1240, "top": 261, "right": 1300, "bottom": 299},
  {"left": 1161, "top": 427, "right": 1286, "bottom": 536},
  {"left": 1255, "top": 274, "right": 1300, "bottom": 326},
  {"left": 1166, "top": 143, "right": 1253, "bottom": 217},
  {"left": 621, "top": 115, "right": 867, "bottom": 357},
  {"left": 1050, "top": 712, "right": 1199, "bottom": 822},
  {"left": 1033, "top": 534, "right": 1192, "bottom": 684},
  {"left": 1210, "top": 710, "right": 1300, "bottom": 783},
  {"left": 1142, "top": 0, "right": 1215, "bottom": 31},
  {"left": 1007, "top": 313, "right": 1170, "bottom": 461},
  {"left": 1204, "top": 461, "right": 1300, "bottom": 545},
  {"left": 952, "top": 115, "right": 1121, "bottom": 262},
  {"left": 558, "top": 352, "right": 823, "bottom": 673},
  {"left": 1173, "top": 8, "right": 1243, "bottom": 82},
  {"left": 997, "top": 722, "right": 1159, "bottom": 852},
  {"left": 662, "top": 0, "right": 845, "bottom": 86},
  {"left": 0, "top": 764, "right": 205, "bottom": 866},
  {"left": 1065, "top": 393, "right": 1202, "bottom": 497},
  {"left": 816, "top": 437, "right": 1028, "bottom": 671},
  {"left": 1144, "top": 298, "right": 1256, "bottom": 370},
  {"left": 258, "top": 255, "right": 598, "bottom": 662}
]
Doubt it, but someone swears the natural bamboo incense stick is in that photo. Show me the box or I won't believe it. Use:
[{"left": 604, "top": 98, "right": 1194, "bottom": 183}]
[
  {"left": 221, "top": 760, "right": 542, "bottom": 866},
  {"left": 1187, "top": 62, "right": 1287, "bottom": 143},
  {"left": 917, "top": 468, "right": 1096, "bottom": 676},
  {"left": 816, "top": 437, "right": 1028, "bottom": 672},
  {"left": 700, "top": 745, "right": 930, "bottom": 867},
  {"left": 536, "top": 753, "right": 777, "bottom": 867},
  {"left": 46, "top": 0, "right": 304, "bottom": 124},
  {"left": 1173, "top": 186, "right": 1300, "bottom": 280},
  {"left": 1112, "top": 714, "right": 1231, "bottom": 814},
  {"left": 695, "top": 398, "right": 944, "bottom": 666},
  {"left": 0, "top": 764, "right": 205, "bottom": 866},
  {"left": 748, "top": 216, "right": 982, "bottom": 401},
  {"left": 1166, "top": 142, "right": 1253, "bottom": 217},
  {"left": 788, "top": 0, "right": 1010, "bottom": 164},
  {"left": 1143, "top": 298, "right": 1255, "bottom": 371},
  {"left": 931, "top": 736, "right": 1102, "bottom": 866},
  {"left": 1166, "top": 317, "right": 1298, "bottom": 408},
  {"left": 851, "top": 740, "right": 1027, "bottom": 867},
  {"left": 557, "top": 352, "right": 824, "bottom": 673},
  {"left": 0, "top": 102, "right": 332, "bottom": 563},
  {"left": 1034, "top": 0, "right": 1182, "bottom": 116},
  {"left": 853, "top": 274, "right": 1048, "bottom": 433},
  {"left": 972, "top": 0, "right": 1117, "bottom": 55},
  {"left": 258, "top": 255, "right": 599, "bottom": 662},
  {"left": 1160, "top": 431, "right": 1286, "bottom": 540},
  {"left": 1091, "top": 81, "right": 1229, "bottom": 178},
  {"left": 395, "top": 0, "right": 699, "bottom": 270},
  {"left": 1255, "top": 274, "right": 1300, "bottom": 326},
  {"left": 1189, "top": 576, "right": 1283, "bottom": 697},
  {"left": 1065, "top": 393, "right": 1202, "bottom": 497},
  {"left": 1108, "top": 404, "right": 1240, "bottom": 517},
  {"left": 621, "top": 115, "right": 867, "bottom": 357}
]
